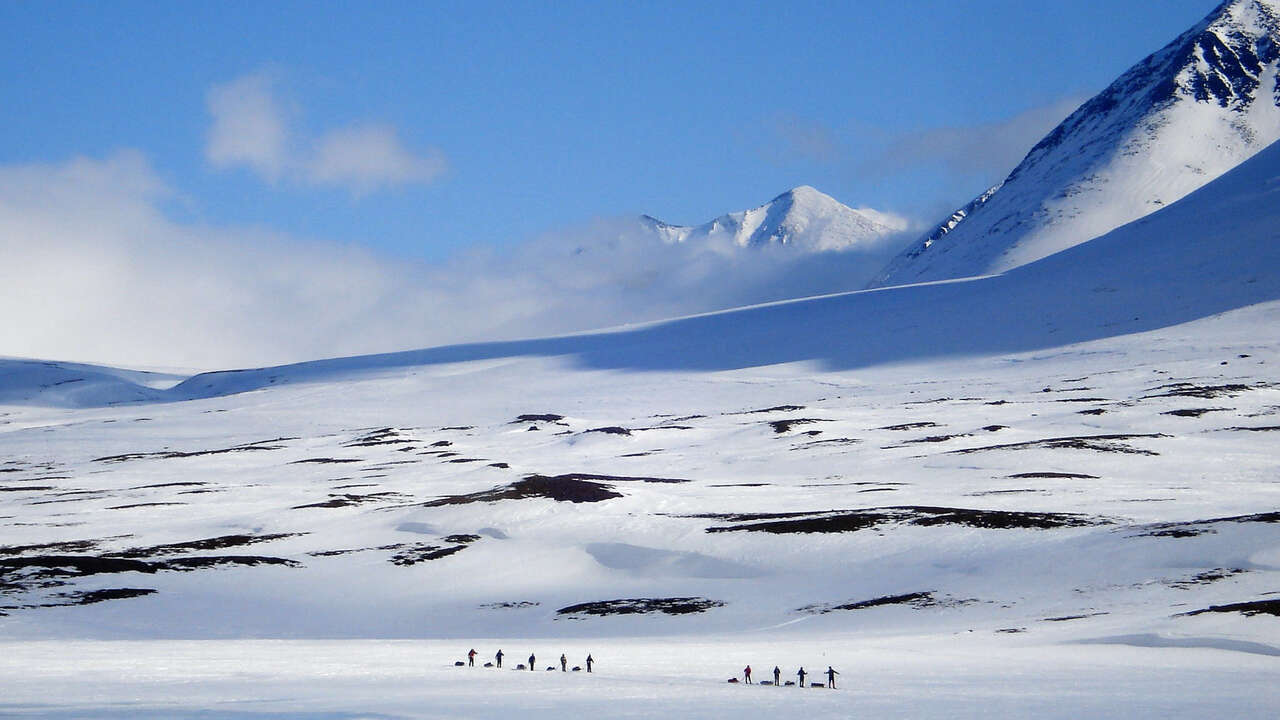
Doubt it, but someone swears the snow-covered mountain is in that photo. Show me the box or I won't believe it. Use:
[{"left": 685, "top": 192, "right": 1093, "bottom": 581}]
[
  {"left": 872, "top": 0, "right": 1280, "bottom": 288},
  {"left": 643, "top": 185, "right": 907, "bottom": 253}
]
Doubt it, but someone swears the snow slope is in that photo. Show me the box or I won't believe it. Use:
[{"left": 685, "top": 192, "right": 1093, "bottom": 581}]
[
  {"left": 642, "top": 185, "right": 906, "bottom": 253},
  {"left": 0, "top": 357, "right": 176, "bottom": 408},
  {"left": 872, "top": 0, "right": 1280, "bottom": 287}
]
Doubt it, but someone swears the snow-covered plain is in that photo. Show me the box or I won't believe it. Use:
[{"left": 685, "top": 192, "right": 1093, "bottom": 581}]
[
  {"left": 2, "top": 307, "right": 1279, "bottom": 717},
  {"left": 3, "top": 137, "right": 1280, "bottom": 716},
  {"left": 2, "top": 633, "right": 1277, "bottom": 718}
]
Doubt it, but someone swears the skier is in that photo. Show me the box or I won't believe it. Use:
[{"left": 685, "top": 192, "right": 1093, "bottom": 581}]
[
  {"left": 467, "top": 648, "right": 476, "bottom": 667},
  {"left": 797, "top": 667, "right": 807, "bottom": 687},
  {"left": 586, "top": 654, "right": 594, "bottom": 673},
  {"left": 528, "top": 653, "right": 536, "bottom": 671},
  {"left": 495, "top": 649, "right": 503, "bottom": 668},
  {"left": 773, "top": 666, "right": 781, "bottom": 686},
  {"left": 743, "top": 665, "right": 752, "bottom": 684},
  {"left": 560, "top": 654, "right": 567, "bottom": 672},
  {"left": 826, "top": 666, "right": 839, "bottom": 689}
]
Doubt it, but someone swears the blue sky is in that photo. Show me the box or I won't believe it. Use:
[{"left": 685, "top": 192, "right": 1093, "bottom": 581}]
[{"left": 3, "top": 0, "right": 1216, "bottom": 261}]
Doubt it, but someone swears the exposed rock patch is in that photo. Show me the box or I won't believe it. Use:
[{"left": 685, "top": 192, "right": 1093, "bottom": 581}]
[
  {"left": 556, "top": 597, "right": 724, "bottom": 617},
  {"left": 389, "top": 543, "right": 468, "bottom": 566},
  {"left": 1144, "top": 382, "right": 1265, "bottom": 399},
  {"left": 93, "top": 438, "right": 294, "bottom": 463},
  {"left": 768, "top": 419, "right": 827, "bottom": 434},
  {"left": 948, "top": 433, "right": 1167, "bottom": 456},
  {"left": 1181, "top": 599, "right": 1280, "bottom": 617},
  {"left": 797, "top": 591, "right": 974, "bottom": 614},
  {"left": 705, "top": 506, "right": 1106, "bottom": 534},
  {"left": 422, "top": 475, "right": 625, "bottom": 506}
]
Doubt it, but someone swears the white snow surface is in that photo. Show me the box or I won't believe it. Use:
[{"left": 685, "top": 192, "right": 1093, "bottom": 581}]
[
  {"left": 873, "top": 0, "right": 1280, "bottom": 288},
  {"left": 3, "top": 133, "right": 1280, "bottom": 717}
]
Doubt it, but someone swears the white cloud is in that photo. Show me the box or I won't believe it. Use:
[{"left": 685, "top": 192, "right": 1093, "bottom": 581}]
[
  {"left": 877, "top": 95, "right": 1089, "bottom": 180},
  {"left": 204, "top": 71, "right": 445, "bottom": 194},
  {"left": 0, "top": 152, "right": 407, "bottom": 369},
  {"left": 0, "top": 153, "right": 912, "bottom": 371},
  {"left": 310, "top": 124, "right": 447, "bottom": 195},
  {"left": 851, "top": 207, "right": 912, "bottom": 233},
  {"left": 205, "top": 71, "right": 291, "bottom": 181}
]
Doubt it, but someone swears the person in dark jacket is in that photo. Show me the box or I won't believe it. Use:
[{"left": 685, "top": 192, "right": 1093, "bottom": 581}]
[
  {"left": 586, "top": 654, "right": 594, "bottom": 672},
  {"left": 826, "top": 666, "right": 839, "bottom": 689},
  {"left": 560, "top": 654, "right": 567, "bottom": 672},
  {"left": 495, "top": 649, "right": 503, "bottom": 668},
  {"left": 528, "top": 653, "right": 536, "bottom": 671},
  {"left": 773, "top": 666, "right": 781, "bottom": 686},
  {"left": 797, "top": 667, "right": 807, "bottom": 687},
  {"left": 743, "top": 665, "right": 752, "bottom": 684},
  {"left": 467, "top": 649, "right": 476, "bottom": 667}
]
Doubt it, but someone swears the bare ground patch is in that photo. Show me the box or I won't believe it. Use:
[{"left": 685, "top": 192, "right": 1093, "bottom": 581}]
[
  {"left": 556, "top": 597, "right": 724, "bottom": 617},
  {"left": 703, "top": 506, "right": 1106, "bottom": 534}
]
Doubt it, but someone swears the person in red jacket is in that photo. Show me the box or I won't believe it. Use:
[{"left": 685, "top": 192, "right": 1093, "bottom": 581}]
[
  {"left": 743, "top": 665, "right": 752, "bottom": 684},
  {"left": 467, "top": 649, "right": 476, "bottom": 667}
]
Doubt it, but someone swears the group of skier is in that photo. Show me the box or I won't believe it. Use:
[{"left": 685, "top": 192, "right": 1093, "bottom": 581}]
[
  {"left": 741, "top": 664, "right": 839, "bottom": 689},
  {"left": 462, "top": 648, "right": 836, "bottom": 688},
  {"left": 466, "top": 648, "right": 594, "bottom": 673}
]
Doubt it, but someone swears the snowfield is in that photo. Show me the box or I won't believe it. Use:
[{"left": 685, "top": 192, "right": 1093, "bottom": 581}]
[
  {"left": 1, "top": 633, "right": 1277, "bottom": 719},
  {"left": 1, "top": 311, "right": 1278, "bottom": 716}
]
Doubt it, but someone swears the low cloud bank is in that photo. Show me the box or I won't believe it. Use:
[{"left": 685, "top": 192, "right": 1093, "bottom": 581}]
[{"left": 0, "top": 153, "right": 912, "bottom": 371}]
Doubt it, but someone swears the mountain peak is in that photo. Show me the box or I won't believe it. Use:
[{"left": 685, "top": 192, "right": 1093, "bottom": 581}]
[
  {"left": 870, "top": 0, "right": 1280, "bottom": 288},
  {"left": 772, "top": 185, "right": 826, "bottom": 202},
  {"left": 646, "top": 186, "right": 903, "bottom": 253}
]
